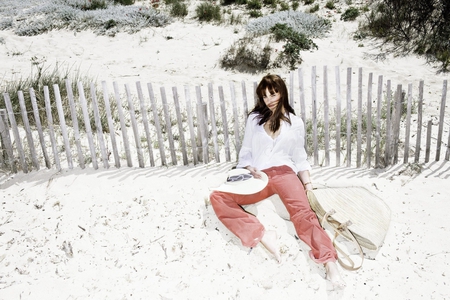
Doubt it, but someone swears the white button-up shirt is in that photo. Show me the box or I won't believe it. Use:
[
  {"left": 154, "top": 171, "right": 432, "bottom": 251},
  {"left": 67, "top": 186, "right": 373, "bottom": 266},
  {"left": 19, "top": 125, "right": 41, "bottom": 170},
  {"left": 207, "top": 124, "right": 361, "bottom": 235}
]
[{"left": 236, "top": 112, "right": 312, "bottom": 173}]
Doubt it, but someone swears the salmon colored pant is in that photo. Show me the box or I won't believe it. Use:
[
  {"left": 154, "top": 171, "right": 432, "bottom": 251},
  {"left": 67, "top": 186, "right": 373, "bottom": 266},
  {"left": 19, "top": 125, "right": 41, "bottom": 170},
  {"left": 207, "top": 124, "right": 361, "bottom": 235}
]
[{"left": 210, "top": 165, "right": 337, "bottom": 264}]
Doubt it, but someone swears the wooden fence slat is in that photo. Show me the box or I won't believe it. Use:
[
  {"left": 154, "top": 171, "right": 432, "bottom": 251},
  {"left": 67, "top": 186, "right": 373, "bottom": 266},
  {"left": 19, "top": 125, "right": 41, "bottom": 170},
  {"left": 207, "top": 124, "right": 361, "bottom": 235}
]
[
  {"left": 375, "top": 75, "right": 383, "bottom": 168},
  {"left": 43, "top": 86, "right": 61, "bottom": 170},
  {"left": 196, "top": 86, "right": 208, "bottom": 164},
  {"left": 425, "top": 120, "right": 432, "bottom": 163},
  {"left": 435, "top": 79, "right": 447, "bottom": 161},
  {"left": 415, "top": 81, "right": 424, "bottom": 163},
  {"left": 392, "top": 84, "right": 403, "bottom": 164},
  {"left": 18, "top": 91, "right": 39, "bottom": 170},
  {"left": 298, "top": 68, "right": 307, "bottom": 152},
  {"left": 54, "top": 84, "right": 74, "bottom": 169},
  {"left": 101, "top": 81, "right": 120, "bottom": 168},
  {"left": 323, "top": 66, "right": 330, "bottom": 166},
  {"left": 335, "top": 66, "right": 341, "bottom": 166},
  {"left": 172, "top": 86, "right": 189, "bottom": 165},
  {"left": 136, "top": 81, "right": 155, "bottom": 167},
  {"left": 446, "top": 127, "right": 450, "bottom": 161},
  {"left": 29, "top": 88, "right": 51, "bottom": 169},
  {"left": 125, "top": 83, "right": 144, "bottom": 168},
  {"left": 311, "top": 66, "right": 318, "bottom": 165},
  {"left": 3, "top": 92, "right": 28, "bottom": 172},
  {"left": 384, "top": 80, "right": 392, "bottom": 165},
  {"left": 114, "top": 82, "right": 133, "bottom": 167},
  {"left": 346, "top": 67, "right": 352, "bottom": 167},
  {"left": 90, "top": 83, "right": 109, "bottom": 169},
  {"left": 356, "top": 68, "right": 363, "bottom": 168},
  {"left": 0, "top": 109, "right": 16, "bottom": 172},
  {"left": 207, "top": 83, "right": 220, "bottom": 163},
  {"left": 65, "top": 79, "right": 85, "bottom": 169},
  {"left": 77, "top": 82, "right": 98, "bottom": 170},
  {"left": 161, "top": 86, "right": 177, "bottom": 166},
  {"left": 366, "top": 73, "right": 373, "bottom": 168},
  {"left": 404, "top": 83, "right": 413, "bottom": 164},
  {"left": 241, "top": 81, "right": 249, "bottom": 118},
  {"left": 289, "top": 70, "right": 295, "bottom": 108},
  {"left": 219, "top": 86, "right": 231, "bottom": 162},
  {"left": 230, "top": 82, "right": 241, "bottom": 157},
  {"left": 147, "top": 83, "right": 166, "bottom": 166},
  {"left": 184, "top": 85, "right": 198, "bottom": 165}
]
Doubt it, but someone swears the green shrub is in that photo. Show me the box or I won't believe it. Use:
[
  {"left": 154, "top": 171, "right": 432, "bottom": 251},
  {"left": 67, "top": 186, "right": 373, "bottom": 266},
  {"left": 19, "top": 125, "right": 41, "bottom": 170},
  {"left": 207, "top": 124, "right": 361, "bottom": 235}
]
[
  {"left": 341, "top": 7, "right": 359, "bottom": 21},
  {"left": 270, "top": 23, "right": 318, "bottom": 69},
  {"left": 170, "top": 1, "right": 188, "bottom": 17},
  {"left": 247, "top": 0, "right": 262, "bottom": 10},
  {"left": 279, "top": 1, "right": 289, "bottom": 11},
  {"left": 292, "top": 0, "right": 300, "bottom": 10},
  {"left": 263, "top": 0, "right": 277, "bottom": 7},
  {"left": 220, "top": 36, "right": 272, "bottom": 71},
  {"left": 303, "top": 0, "right": 314, "bottom": 4},
  {"left": 249, "top": 10, "right": 262, "bottom": 18},
  {"left": 114, "top": 0, "right": 135, "bottom": 5},
  {"left": 325, "top": 1, "right": 335, "bottom": 9},
  {"left": 308, "top": 3, "right": 319, "bottom": 13},
  {"left": 196, "top": 2, "right": 222, "bottom": 22}
]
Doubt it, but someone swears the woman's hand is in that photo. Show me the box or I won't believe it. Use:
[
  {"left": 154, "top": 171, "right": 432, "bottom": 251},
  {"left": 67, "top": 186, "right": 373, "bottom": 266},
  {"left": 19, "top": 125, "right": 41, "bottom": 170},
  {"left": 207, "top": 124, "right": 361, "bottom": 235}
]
[{"left": 245, "top": 166, "right": 263, "bottom": 179}]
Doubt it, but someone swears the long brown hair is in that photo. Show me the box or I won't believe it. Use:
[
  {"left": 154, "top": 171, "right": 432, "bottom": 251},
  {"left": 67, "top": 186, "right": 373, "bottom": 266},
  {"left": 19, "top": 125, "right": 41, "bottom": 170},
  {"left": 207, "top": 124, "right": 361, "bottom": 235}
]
[{"left": 250, "top": 74, "right": 295, "bottom": 132}]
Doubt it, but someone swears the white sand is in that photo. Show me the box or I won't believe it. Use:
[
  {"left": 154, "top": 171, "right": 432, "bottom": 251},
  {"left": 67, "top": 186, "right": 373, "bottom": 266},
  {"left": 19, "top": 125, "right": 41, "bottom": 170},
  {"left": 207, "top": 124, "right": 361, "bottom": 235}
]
[{"left": 1, "top": 3, "right": 450, "bottom": 299}]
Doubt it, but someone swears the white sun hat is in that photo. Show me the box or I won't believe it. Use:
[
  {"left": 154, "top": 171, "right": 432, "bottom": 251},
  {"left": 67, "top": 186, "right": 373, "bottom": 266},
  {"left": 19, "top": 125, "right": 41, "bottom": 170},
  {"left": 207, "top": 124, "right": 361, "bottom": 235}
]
[{"left": 211, "top": 168, "right": 269, "bottom": 195}]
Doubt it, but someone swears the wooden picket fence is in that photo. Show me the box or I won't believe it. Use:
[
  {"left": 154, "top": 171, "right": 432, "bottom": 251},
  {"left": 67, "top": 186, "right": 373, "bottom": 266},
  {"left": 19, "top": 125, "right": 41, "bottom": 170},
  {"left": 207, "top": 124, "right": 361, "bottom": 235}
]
[{"left": 0, "top": 66, "right": 449, "bottom": 174}]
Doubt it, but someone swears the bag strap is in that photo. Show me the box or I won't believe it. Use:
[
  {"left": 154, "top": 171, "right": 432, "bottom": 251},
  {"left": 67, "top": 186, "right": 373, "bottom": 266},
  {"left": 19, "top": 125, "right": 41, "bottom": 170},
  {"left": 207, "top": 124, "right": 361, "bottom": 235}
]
[{"left": 322, "top": 210, "right": 364, "bottom": 271}]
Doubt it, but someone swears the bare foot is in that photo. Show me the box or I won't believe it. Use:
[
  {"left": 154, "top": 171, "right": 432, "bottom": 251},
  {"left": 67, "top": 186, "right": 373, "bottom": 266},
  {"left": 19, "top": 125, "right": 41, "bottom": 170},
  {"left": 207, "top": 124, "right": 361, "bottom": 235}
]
[
  {"left": 325, "top": 261, "right": 346, "bottom": 290},
  {"left": 260, "top": 230, "right": 281, "bottom": 263}
]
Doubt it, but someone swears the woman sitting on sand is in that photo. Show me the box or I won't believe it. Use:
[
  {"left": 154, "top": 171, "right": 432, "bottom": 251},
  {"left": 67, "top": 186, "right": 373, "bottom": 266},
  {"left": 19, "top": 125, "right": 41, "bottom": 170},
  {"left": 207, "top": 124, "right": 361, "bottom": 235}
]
[{"left": 209, "top": 74, "right": 345, "bottom": 289}]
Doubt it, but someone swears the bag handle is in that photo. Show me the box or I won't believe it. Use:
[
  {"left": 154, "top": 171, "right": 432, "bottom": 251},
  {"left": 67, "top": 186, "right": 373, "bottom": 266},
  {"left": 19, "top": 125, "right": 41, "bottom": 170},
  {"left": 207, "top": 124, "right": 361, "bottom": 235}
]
[{"left": 322, "top": 210, "right": 364, "bottom": 271}]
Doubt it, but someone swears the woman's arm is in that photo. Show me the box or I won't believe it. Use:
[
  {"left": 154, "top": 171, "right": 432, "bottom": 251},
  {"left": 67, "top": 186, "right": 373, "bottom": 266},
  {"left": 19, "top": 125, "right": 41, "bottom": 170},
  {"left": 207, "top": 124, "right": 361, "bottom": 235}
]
[{"left": 297, "top": 170, "right": 313, "bottom": 191}]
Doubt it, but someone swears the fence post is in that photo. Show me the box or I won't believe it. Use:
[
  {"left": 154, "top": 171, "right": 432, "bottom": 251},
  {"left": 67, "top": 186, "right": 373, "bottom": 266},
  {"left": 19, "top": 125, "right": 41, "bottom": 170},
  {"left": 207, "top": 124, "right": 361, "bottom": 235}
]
[
  {"left": 414, "top": 81, "right": 424, "bottom": 163},
  {"left": 0, "top": 109, "right": 16, "bottom": 173},
  {"left": 335, "top": 66, "right": 341, "bottom": 166},
  {"left": 403, "top": 83, "right": 413, "bottom": 164},
  {"left": 311, "top": 66, "right": 318, "bottom": 165},
  {"left": 435, "top": 79, "right": 447, "bottom": 161}
]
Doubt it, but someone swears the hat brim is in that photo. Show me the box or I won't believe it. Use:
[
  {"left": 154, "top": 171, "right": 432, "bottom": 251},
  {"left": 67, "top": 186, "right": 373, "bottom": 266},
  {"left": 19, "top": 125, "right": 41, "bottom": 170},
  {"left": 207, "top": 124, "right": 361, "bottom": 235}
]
[{"left": 211, "top": 169, "right": 269, "bottom": 195}]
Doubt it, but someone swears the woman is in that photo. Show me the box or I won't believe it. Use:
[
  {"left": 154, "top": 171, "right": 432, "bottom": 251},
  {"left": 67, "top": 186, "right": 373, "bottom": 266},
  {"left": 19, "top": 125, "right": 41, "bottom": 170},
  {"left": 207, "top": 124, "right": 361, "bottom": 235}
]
[{"left": 209, "top": 74, "right": 345, "bottom": 289}]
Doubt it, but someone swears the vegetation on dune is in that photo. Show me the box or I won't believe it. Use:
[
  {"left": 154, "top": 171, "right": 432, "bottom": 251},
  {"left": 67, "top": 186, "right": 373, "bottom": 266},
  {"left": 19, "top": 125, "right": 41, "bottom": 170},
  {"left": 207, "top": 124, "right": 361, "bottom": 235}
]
[{"left": 359, "top": 0, "right": 450, "bottom": 73}]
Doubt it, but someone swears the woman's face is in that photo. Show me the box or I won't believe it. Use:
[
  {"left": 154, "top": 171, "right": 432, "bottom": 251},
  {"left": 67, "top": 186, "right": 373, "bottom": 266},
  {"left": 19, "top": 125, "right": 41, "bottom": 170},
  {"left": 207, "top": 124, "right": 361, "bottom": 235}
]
[{"left": 262, "top": 88, "right": 280, "bottom": 112}]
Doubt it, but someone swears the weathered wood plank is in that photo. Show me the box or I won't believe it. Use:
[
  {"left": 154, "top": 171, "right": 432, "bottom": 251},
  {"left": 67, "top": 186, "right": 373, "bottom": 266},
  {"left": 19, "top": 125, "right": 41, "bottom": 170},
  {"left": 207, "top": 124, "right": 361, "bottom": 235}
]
[
  {"left": 114, "top": 82, "right": 132, "bottom": 167},
  {"left": 18, "top": 91, "right": 40, "bottom": 170},
  {"left": 54, "top": 84, "right": 74, "bottom": 169},
  {"left": 184, "top": 85, "right": 198, "bottom": 165},
  {"left": 136, "top": 81, "right": 155, "bottom": 167},
  {"left": 148, "top": 82, "right": 166, "bottom": 166},
  {"left": 219, "top": 86, "right": 231, "bottom": 162},
  {"left": 323, "top": 66, "right": 330, "bottom": 166},
  {"left": 335, "top": 66, "right": 342, "bottom": 166},
  {"left": 435, "top": 80, "right": 447, "bottom": 161},
  {"left": 101, "top": 81, "right": 120, "bottom": 168},
  {"left": 29, "top": 88, "right": 51, "bottom": 169},
  {"left": 366, "top": 73, "right": 373, "bottom": 168},
  {"left": 3, "top": 93, "right": 28, "bottom": 172},
  {"left": 65, "top": 79, "right": 85, "bottom": 169},
  {"left": 77, "top": 82, "right": 98, "bottom": 169},
  {"left": 0, "top": 109, "right": 16, "bottom": 172},
  {"left": 43, "top": 86, "right": 61, "bottom": 170},
  {"left": 403, "top": 83, "right": 413, "bottom": 164},
  {"left": 208, "top": 83, "right": 220, "bottom": 163},
  {"left": 125, "top": 83, "right": 144, "bottom": 168},
  {"left": 90, "top": 83, "right": 109, "bottom": 169},
  {"left": 311, "top": 66, "right": 318, "bottom": 165},
  {"left": 173, "top": 86, "right": 189, "bottom": 165},
  {"left": 415, "top": 81, "right": 424, "bottom": 163}
]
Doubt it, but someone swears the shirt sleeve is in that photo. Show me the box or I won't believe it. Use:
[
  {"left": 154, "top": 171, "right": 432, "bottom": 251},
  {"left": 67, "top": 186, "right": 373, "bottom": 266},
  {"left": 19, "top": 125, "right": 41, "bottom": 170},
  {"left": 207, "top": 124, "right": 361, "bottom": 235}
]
[
  {"left": 292, "top": 117, "right": 312, "bottom": 172},
  {"left": 236, "top": 115, "right": 255, "bottom": 168}
]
